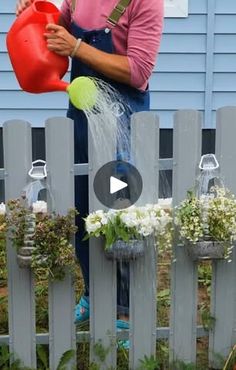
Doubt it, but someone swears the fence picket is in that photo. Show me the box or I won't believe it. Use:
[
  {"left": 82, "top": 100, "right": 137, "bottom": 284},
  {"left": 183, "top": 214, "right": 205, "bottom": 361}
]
[
  {"left": 170, "top": 110, "right": 202, "bottom": 363},
  {"left": 3, "top": 120, "right": 36, "bottom": 367},
  {"left": 209, "top": 106, "right": 236, "bottom": 367},
  {"left": 88, "top": 114, "right": 117, "bottom": 368},
  {"left": 129, "top": 112, "right": 159, "bottom": 369},
  {"left": 45, "top": 117, "right": 76, "bottom": 369}
]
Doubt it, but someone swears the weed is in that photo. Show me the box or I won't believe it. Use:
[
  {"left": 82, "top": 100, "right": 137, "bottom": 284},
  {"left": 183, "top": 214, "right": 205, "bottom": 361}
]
[
  {"left": 198, "top": 263, "right": 212, "bottom": 288},
  {"left": 137, "top": 354, "right": 160, "bottom": 369},
  {"left": 199, "top": 304, "right": 215, "bottom": 330},
  {"left": 0, "top": 344, "right": 32, "bottom": 370}
]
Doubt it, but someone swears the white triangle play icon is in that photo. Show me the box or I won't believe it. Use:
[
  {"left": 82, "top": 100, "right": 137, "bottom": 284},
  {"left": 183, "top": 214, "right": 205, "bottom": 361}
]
[{"left": 110, "top": 176, "right": 128, "bottom": 194}]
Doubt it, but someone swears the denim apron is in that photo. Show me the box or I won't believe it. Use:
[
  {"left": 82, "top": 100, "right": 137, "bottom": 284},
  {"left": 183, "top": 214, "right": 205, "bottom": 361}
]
[{"left": 67, "top": 19, "right": 149, "bottom": 314}]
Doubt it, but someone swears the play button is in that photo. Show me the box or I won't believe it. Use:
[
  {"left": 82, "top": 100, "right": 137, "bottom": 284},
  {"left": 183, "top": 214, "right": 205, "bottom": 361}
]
[
  {"left": 110, "top": 176, "right": 128, "bottom": 194},
  {"left": 93, "top": 160, "right": 143, "bottom": 209}
]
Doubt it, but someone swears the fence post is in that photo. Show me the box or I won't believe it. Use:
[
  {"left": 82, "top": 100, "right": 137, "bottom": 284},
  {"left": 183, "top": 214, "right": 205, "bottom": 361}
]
[
  {"left": 209, "top": 106, "right": 236, "bottom": 367},
  {"left": 3, "top": 120, "right": 36, "bottom": 367},
  {"left": 45, "top": 117, "right": 76, "bottom": 369},
  {"left": 170, "top": 110, "right": 202, "bottom": 363},
  {"left": 88, "top": 114, "right": 117, "bottom": 368},
  {"left": 129, "top": 112, "right": 159, "bottom": 369}
]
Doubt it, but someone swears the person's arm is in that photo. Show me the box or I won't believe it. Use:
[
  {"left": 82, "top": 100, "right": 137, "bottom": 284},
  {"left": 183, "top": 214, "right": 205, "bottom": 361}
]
[
  {"left": 44, "top": 23, "right": 131, "bottom": 85},
  {"left": 45, "top": 0, "right": 163, "bottom": 89},
  {"left": 126, "top": 0, "right": 164, "bottom": 89}
]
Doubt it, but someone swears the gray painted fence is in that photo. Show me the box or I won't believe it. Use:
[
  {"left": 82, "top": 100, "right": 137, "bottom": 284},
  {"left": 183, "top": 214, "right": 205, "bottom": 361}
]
[{"left": 0, "top": 108, "right": 236, "bottom": 369}]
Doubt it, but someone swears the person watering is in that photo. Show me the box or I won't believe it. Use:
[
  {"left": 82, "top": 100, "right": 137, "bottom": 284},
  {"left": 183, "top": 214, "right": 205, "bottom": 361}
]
[{"left": 16, "top": 0, "right": 164, "bottom": 333}]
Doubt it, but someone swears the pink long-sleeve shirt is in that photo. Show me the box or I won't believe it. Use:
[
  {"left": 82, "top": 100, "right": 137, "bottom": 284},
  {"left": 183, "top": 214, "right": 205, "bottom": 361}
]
[{"left": 60, "top": 0, "right": 163, "bottom": 91}]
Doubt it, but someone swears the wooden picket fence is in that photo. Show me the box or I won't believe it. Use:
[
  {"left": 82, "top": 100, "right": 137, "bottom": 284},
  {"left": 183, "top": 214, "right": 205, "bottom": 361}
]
[{"left": 0, "top": 107, "right": 236, "bottom": 369}]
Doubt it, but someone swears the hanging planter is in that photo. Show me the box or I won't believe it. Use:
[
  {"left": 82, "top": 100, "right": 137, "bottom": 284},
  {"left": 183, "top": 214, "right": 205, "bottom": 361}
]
[
  {"left": 84, "top": 204, "right": 173, "bottom": 261},
  {"left": 7, "top": 160, "right": 77, "bottom": 281},
  {"left": 104, "top": 238, "right": 145, "bottom": 261},
  {"left": 7, "top": 197, "right": 77, "bottom": 280},
  {"left": 187, "top": 240, "right": 226, "bottom": 261},
  {"left": 175, "top": 154, "right": 236, "bottom": 261}
]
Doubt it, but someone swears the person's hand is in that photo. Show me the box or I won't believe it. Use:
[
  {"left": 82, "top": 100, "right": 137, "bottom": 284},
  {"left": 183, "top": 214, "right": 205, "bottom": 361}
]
[
  {"left": 44, "top": 24, "right": 77, "bottom": 57},
  {"left": 16, "top": 0, "right": 34, "bottom": 16}
]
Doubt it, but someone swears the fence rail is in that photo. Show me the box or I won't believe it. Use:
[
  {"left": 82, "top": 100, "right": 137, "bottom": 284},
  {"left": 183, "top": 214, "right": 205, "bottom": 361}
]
[{"left": 1, "top": 107, "right": 236, "bottom": 369}]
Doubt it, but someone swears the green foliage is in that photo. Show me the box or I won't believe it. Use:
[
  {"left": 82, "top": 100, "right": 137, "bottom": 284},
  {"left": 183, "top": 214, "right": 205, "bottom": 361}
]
[
  {"left": 93, "top": 340, "right": 110, "bottom": 363},
  {"left": 37, "top": 345, "right": 49, "bottom": 370},
  {"left": 209, "top": 351, "right": 226, "bottom": 369},
  {"left": 175, "top": 191, "right": 204, "bottom": 243},
  {"left": 0, "top": 295, "right": 8, "bottom": 335},
  {"left": 0, "top": 344, "right": 76, "bottom": 370},
  {"left": 138, "top": 354, "right": 160, "bottom": 370},
  {"left": 198, "top": 263, "right": 212, "bottom": 288},
  {"left": 37, "top": 345, "right": 76, "bottom": 370},
  {"left": 0, "top": 345, "right": 32, "bottom": 370},
  {"left": 169, "top": 359, "right": 204, "bottom": 370},
  {"left": 136, "top": 354, "right": 208, "bottom": 370},
  {"left": 223, "top": 345, "right": 236, "bottom": 370},
  {"left": 35, "top": 281, "right": 49, "bottom": 331},
  {"left": 56, "top": 349, "right": 76, "bottom": 370},
  {"left": 7, "top": 198, "right": 78, "bottom": 281},
  {"left": 157, "top": 288, "right": 170, "bottom": 305},
  {"left": 199, "top": 303, "right": 216, "bottom": 330}
]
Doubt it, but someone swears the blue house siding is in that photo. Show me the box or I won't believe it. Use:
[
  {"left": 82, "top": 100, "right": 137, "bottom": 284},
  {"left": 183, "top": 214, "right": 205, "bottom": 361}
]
[
  {"left": 1, "top": 0, "right": 236, "bottom": 127},
  {"left": 153, "top": 0, "right": 236, "bottom": 128}
]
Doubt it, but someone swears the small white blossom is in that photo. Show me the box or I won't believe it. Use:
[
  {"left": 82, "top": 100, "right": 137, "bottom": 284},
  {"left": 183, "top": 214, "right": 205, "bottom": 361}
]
[
  {"left": 32, "top": 201, "right": 47, "bottom": 213},
  {"left": 158, "top": 198, "right": 172, "bottom": 210},
  {"left": 86, "top": 221, "right": 101, "bottom": 233},
  {"left": 0, "top": 203, "right": 6, "bottom": 215}
]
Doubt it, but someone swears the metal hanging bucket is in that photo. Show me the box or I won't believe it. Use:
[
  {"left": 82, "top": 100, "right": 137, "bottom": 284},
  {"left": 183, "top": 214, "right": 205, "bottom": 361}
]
[{"left": 104, "top": 238, "right": 145, "bottom": 261}]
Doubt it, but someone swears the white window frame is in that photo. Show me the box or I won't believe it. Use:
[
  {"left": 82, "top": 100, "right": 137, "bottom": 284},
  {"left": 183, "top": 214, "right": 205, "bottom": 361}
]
[{"left": 164, "top": 0, "right": 188, "bottom": 18}]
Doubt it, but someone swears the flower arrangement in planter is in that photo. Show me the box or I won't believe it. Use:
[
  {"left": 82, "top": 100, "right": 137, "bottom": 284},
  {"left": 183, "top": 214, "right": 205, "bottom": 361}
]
[
  {"left": 7, "top": 198, "right": 77, "bottom": 281},
  {"left": 84, "top": 203, "right": 173, "bottom": 260},
  {"left": 174, "top": 187, "right": 236, "bottom": 261}
]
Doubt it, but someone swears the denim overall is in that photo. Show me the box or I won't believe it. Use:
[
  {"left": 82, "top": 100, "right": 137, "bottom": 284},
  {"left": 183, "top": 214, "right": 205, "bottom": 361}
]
[{"left": 68, "top": 11, "right": 149, "bottom": 315}]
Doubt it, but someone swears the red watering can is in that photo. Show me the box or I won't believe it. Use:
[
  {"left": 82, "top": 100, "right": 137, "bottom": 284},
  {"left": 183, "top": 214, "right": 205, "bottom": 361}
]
[
  {"left": 7, "top": 0, "right": 68, "bottom": 93},
  {"left": 6, "top": 0, "right": 98, "bottom": 109}
]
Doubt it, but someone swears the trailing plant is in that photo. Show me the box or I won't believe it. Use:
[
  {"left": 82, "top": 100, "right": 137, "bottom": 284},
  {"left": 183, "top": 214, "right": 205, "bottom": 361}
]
[
  {"left": 84, "top": 203, "right": 173, "bottom": 253},
  {"left": 7, "top": 198, "right": 78, "bottom": 281}
]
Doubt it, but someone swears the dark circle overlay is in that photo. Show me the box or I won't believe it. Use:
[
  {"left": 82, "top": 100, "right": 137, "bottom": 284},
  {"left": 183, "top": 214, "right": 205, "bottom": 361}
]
[{"left": 93, "top": 160, "right": 143, "bottom": 209}]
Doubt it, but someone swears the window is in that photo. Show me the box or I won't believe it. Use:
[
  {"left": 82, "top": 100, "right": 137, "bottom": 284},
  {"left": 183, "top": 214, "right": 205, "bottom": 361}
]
[{"left": 164, "top": 0, "right": 188, "bottom": 18}]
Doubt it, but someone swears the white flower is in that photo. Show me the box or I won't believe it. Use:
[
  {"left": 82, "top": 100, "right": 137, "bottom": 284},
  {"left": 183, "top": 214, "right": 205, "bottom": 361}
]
[
  {"left": 85, "top": 210, "right": 107, "bottom": 234},
  {"left": 84, "top": 202, "right": 173, "bottom": 252},
  {"left": 158, "top": 198, "right": 172, "bottom": 210},
  {"left": 0, "top": 203, "right": 6, "bottom": 215},
  {"left": 32, "top": 201, "right": 47, "bottom": 213},
  {"left": 86, "top": 221, "right": 101, "bottom": 233}
]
